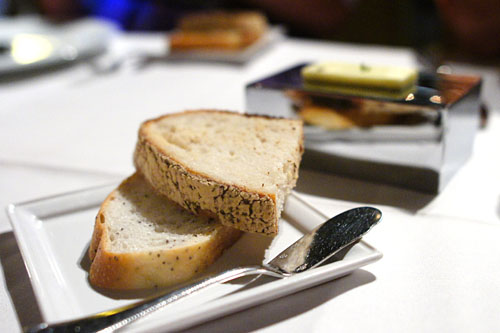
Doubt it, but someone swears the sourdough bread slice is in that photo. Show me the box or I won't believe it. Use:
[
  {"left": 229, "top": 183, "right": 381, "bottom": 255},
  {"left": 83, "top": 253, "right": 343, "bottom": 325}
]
[
  {"left": 89, "top": 173, "right": 242, "bottom": 290},
  {"left": 170, "top": 30, "right": 245, "bottom": 50},
  {"left": 177, "top": 11, "right": 268, "bottom": 46},
  {"left": 134, "top": 110, "right": 304, "bottom": 236}
]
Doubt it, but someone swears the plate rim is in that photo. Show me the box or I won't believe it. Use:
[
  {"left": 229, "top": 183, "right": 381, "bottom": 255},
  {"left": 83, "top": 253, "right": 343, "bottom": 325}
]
[{"left": 6, "top": 183, "right": 382, "bottom": 331}]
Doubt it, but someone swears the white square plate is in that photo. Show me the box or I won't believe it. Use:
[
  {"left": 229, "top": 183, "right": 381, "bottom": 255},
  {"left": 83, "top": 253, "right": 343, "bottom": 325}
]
[{"left": 7, "top": 183, "right": 382, "bottom": 332}]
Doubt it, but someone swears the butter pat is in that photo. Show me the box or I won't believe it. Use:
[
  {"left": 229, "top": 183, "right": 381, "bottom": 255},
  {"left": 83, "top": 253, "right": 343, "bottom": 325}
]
[{"left": 302, "top": 62, "right": 418, "bottom": 91}]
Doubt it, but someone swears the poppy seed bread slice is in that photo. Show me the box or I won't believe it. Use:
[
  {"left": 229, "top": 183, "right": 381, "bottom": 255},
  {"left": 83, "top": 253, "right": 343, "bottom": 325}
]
[
  {"left": 134, "top": 110, "right": 304, "bottom": 236},
  {"left": 89, "top": 173, "right": 242, "bottom": 290}
]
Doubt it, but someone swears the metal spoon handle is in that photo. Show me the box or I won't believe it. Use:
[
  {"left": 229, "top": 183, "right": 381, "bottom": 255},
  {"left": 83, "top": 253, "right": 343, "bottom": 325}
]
[{"left": 26, "top": 266, "right": 274, "bottom": 333}]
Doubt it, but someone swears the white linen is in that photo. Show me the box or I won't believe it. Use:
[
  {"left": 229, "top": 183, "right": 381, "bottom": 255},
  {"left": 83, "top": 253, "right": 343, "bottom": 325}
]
[{"left": 1, "top": 27, "right": 499, "bottom": 333}]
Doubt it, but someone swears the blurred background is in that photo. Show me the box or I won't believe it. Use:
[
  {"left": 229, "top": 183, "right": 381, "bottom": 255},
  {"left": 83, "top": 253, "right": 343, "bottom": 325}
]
[
  {"left": 1, "top": 0, "right": 499, "bottom": 61},
  {"left": 1, "top": 3, "right": 500, "bottom": 332}
]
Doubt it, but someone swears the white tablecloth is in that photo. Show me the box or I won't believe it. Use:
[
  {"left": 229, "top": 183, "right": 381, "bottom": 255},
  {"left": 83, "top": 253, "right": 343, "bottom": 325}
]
[{"left": 1, "top": 29, "right": 499, "bottom": 332}]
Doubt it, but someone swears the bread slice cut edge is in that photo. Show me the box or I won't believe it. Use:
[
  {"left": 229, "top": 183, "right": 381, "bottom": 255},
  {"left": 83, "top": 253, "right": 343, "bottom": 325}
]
[
  {"left": 133, "top": 110, "right": 304, "bottom": 236},
  {"left": 88, "top": 173, "right": 242, "bottom": 291}
]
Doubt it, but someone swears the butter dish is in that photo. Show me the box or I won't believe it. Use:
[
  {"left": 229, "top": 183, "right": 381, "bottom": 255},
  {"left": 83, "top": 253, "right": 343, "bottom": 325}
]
[{"left": 245, "top": 63, "right": 482, "bottom": 193}]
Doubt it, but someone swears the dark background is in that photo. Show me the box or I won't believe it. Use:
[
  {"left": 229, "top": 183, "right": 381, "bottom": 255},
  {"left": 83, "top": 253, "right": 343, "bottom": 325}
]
[{"left": 2, "top": 0, "right": 500, "bottom": 61}]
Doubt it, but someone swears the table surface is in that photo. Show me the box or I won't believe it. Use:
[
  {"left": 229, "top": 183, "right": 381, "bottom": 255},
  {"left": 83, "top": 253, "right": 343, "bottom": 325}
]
[{"left": 1, "top": 27, "right": 500, "bottom": 333}]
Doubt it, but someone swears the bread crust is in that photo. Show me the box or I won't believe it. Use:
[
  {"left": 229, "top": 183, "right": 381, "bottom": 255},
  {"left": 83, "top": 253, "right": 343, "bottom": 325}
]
[
  {"left": 88, "top": 174, "right": 242, "bottom": 290},
  {"left": 177, "top": 11, "right": 268, "bottom": 46},
  {"left": 134, "top": 110, "right": 303, "bottom": 236},
  {"left": 170, "top": 30, "right": 245, "bottom": 50}
]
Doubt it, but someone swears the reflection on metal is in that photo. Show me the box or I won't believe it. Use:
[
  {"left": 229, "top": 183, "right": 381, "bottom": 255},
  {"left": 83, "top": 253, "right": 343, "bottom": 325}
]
[
  {"left": 11, "top": 34, "right": 54, "bottom": 65},
  {"left": 60, "top": 45, "right": 78, "bottom": 61},
  {"left": 268, "top": 207, "right": 381, "bottom": 273},
  {"left": 437, "top": 65, "right": 452, "bottom": 74},
  {"left": 245, "top": 63, "right": 482, "bottom": 193},
  {"left": 430, "top": 95, "right": 442, "bottom": 104}
]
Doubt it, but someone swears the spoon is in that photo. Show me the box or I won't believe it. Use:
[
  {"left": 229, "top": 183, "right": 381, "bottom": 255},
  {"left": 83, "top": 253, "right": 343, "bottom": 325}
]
[{"left": 27, "top": 206, "right": 381, "bottom": 333}]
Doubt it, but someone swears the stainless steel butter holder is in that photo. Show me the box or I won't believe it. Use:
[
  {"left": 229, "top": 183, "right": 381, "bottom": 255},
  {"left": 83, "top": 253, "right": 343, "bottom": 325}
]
[{"left": 246, "top": 64, "right": 482, "bottom": 193}]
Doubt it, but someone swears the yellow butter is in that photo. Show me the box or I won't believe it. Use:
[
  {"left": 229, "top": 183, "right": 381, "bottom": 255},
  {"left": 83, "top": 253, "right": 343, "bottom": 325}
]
[
  {"left": 302, "top": 62, "right": 418, "bottom": 91},
  {"left": 303, "top": 81, "right": 416, "bottom": 100}
]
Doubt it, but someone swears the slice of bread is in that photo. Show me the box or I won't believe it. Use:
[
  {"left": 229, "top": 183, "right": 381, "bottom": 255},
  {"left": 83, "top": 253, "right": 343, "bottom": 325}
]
[
  {"left": 176, "top": 11, "right": 268, "bottom": 47},
  {"left": 89, "top": 173, "right": 242, "bottom": 290},
  {"left": 170, "top": 30, "right": 245, "bottom": 50},
  {"left": 134, "top": 110, "right": 304, "bottom": 236}
]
